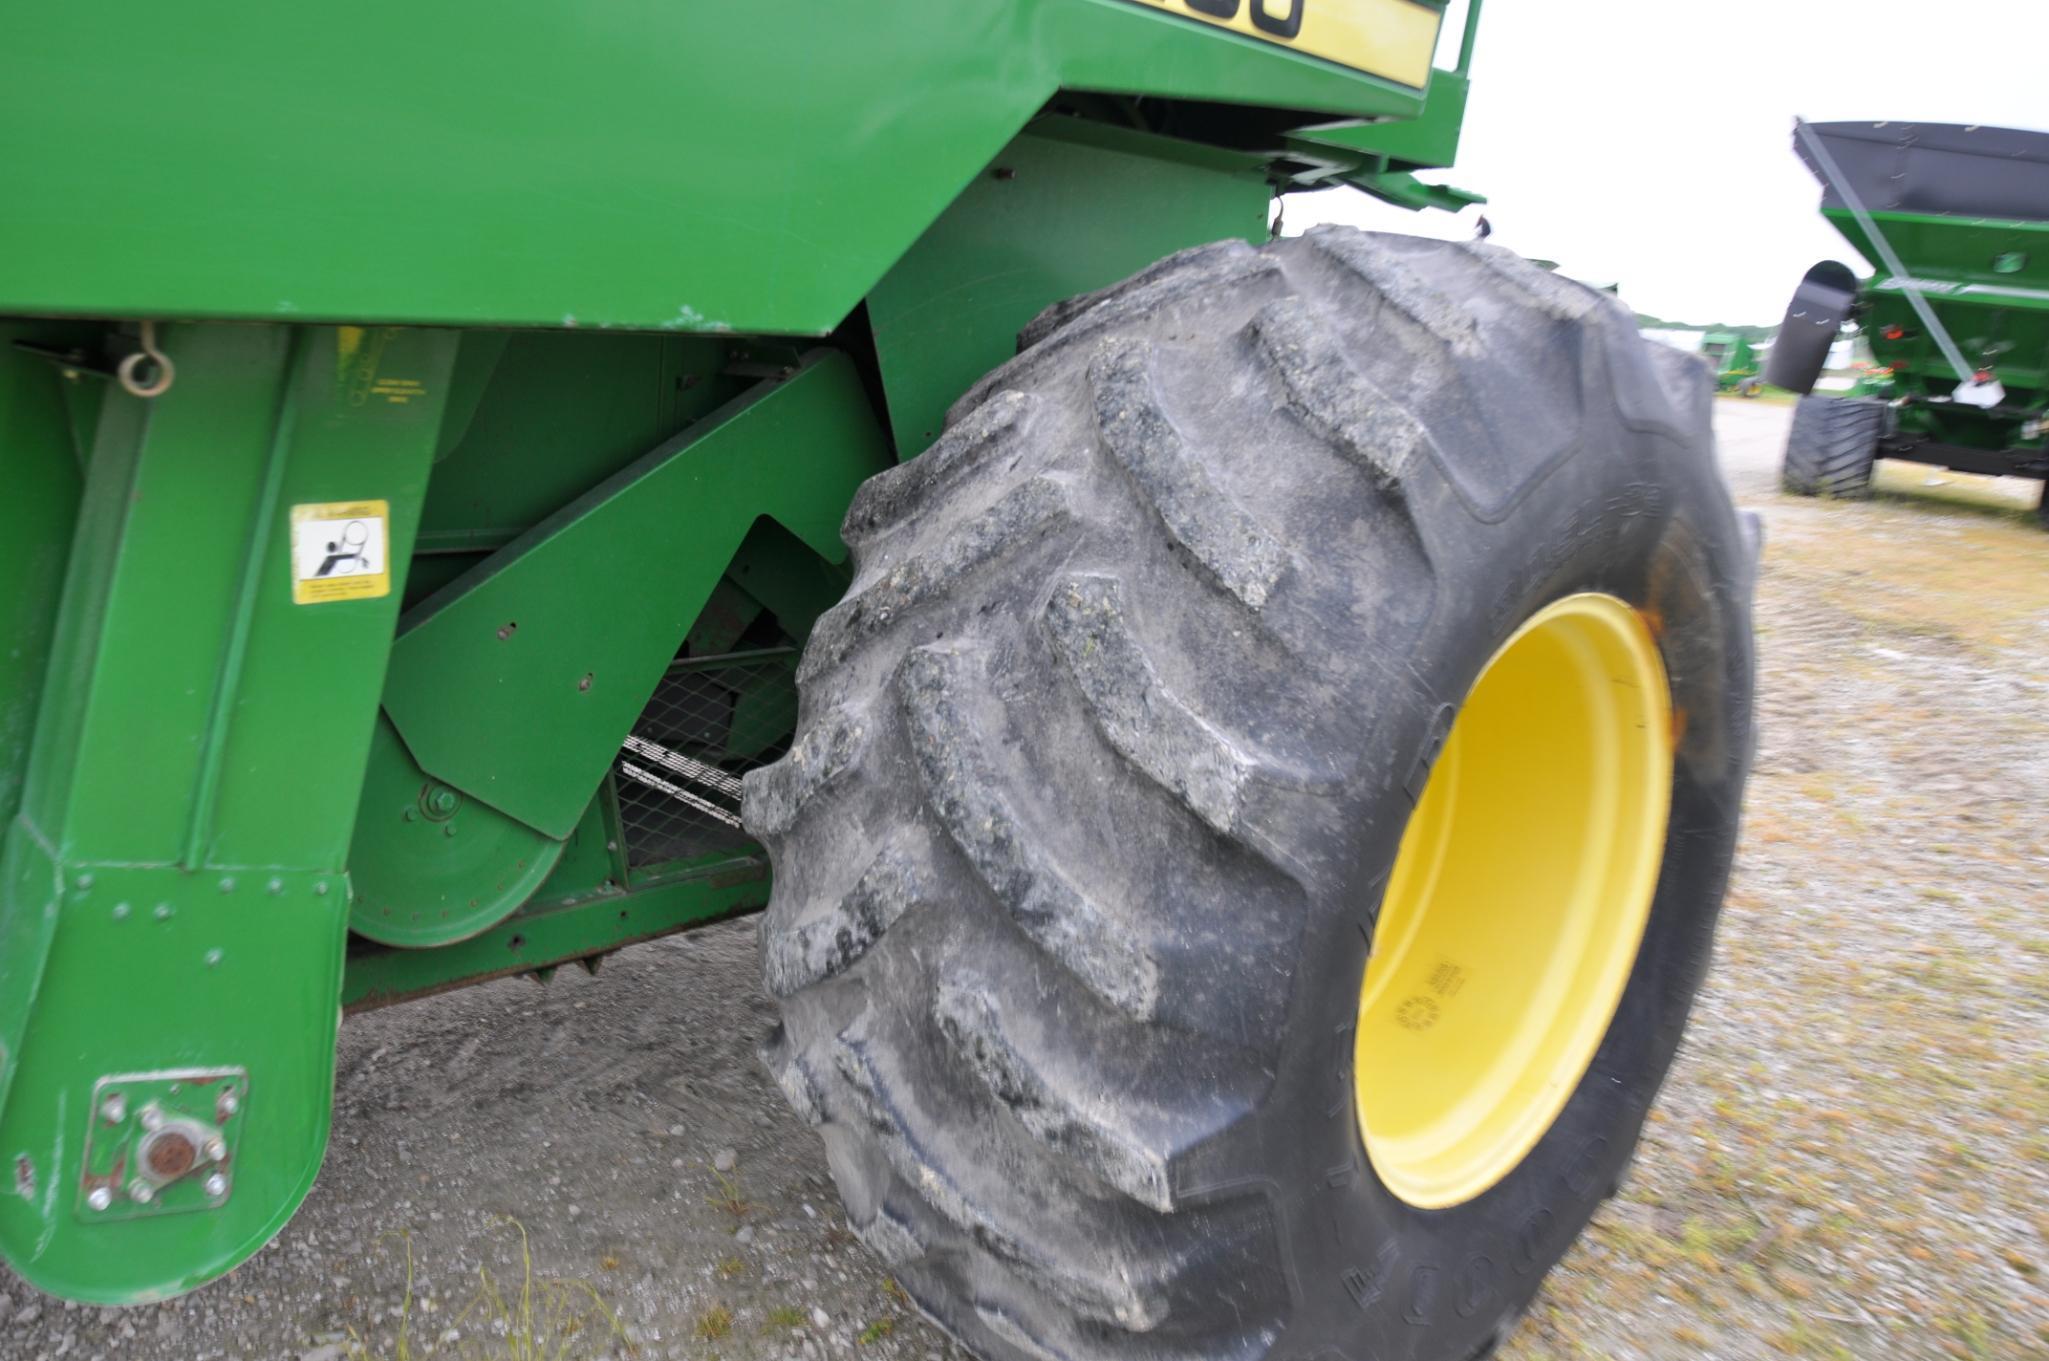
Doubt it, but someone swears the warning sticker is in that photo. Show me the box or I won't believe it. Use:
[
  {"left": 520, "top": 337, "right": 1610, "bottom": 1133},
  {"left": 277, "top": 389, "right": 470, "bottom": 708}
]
[{"left": 289, "top": 500, "right": 391, "bottom": 604}]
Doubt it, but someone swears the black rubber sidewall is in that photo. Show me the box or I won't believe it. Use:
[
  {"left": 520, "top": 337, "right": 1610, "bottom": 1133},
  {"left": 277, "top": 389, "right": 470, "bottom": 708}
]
[{"left": 1235, "top": 396, "right": 1754, "bottom": 1360}]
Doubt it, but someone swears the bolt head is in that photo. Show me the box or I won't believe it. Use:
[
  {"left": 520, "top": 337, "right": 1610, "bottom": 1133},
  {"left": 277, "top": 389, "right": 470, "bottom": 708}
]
[
  {"left": 86, "top": 1187, "right": 113, "bottom": 1212},
  {"left": 128, "top": 1179, "right": 154, "bottom": 1204},
  {"left": 203, "top": 1173, "right": 229, "bottom": 1199},
  {"left": 203, "top": 1137, "right": 227, "bottom": 1163},
  {"left": 100, "top": 1093, "right": 127, "bottom": 1124},
  {"left": 217, "top": 1093, "right": 239, "bottom": 1118},
  {"left": 139, "top": 1105, "right": 164, "bottom": 1132}
]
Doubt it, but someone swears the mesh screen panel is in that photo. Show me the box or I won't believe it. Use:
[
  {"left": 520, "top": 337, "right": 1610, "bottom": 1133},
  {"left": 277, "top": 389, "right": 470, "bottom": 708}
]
[{"left": 613, "top": 650, "right": 796, "bottom": 867}]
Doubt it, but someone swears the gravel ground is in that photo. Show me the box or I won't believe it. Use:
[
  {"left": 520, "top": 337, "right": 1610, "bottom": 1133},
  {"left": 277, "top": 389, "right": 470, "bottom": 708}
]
[{"left": 4, "top": 399, "right": 2045, "bottom": 1361}]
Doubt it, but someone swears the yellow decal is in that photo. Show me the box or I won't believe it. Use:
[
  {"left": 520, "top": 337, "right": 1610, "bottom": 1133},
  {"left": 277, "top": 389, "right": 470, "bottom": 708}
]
[
  {"left": 335, "top": 325, "right": 365, "bottom": 379},
  {"left": 1126, "top": 0, "right": 1442, "bottom": 88},
  {"left": 369, "top": 376, "right": 425, "bottom": 405},
  {"left": 290, "top": 500, "right": 392, "bottom": 604},
  {"left": 332, "top": 326, "right": 425, "bottom": 407}
]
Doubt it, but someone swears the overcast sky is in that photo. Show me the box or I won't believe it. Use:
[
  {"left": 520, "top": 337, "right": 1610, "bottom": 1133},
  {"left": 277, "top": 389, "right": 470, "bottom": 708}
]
[{"left": 1284, "top": 0, "right": 2047, "bottom": 326}]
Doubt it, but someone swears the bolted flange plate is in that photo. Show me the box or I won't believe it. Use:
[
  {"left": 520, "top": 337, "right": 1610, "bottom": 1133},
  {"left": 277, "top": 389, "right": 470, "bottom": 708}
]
[
  {"left": 78, "top": 1069, "right": 246, "bottom": 1222},
  {"left": 347, "top": 713, "right": 566, "bottom": 948}
]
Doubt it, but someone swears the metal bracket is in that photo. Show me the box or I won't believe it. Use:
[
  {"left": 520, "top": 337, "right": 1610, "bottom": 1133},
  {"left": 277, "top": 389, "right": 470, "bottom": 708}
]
[
  {"left": 379, "top": 350, "right": 890, "bottom": 838},
  {"left": 77, "top": 1069, "right": 246, "bottom": 1221}
]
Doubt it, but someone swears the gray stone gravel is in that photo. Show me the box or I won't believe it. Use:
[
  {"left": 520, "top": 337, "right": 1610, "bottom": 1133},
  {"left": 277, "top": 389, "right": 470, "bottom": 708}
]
[{"left": 4, "top": 400, "right": 2044, "bottom": 1361}]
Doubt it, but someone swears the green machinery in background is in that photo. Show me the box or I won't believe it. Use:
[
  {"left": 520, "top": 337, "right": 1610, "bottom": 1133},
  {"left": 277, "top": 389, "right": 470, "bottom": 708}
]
[
  {"left": 0, "top": 0, "right": 1483, "bottom": 1307},
  {"left": 1701, "top": 331, "right": 1763, "bottom": 396},
  {"left": 1768, "top": 120, "right": 2049, "bottom": 515}
]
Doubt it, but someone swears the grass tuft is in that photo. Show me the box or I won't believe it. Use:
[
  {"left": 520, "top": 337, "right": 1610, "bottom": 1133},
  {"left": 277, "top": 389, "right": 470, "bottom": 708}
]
[
  {"left": 694, "top": 1305, "right": 733, "bottom": 1341},
  {"left": 763, "top": 1305, "right": 807, "bottom": 1333},
  {"left": 343, "top": 1218, "right": 629, "bottom": 1360}
]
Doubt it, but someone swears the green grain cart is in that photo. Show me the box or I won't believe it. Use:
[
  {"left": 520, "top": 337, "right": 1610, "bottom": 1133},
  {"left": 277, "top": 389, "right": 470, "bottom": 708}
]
[
  {"left": 0, "top": 6, "right": 1758, "bottom": 1357},
  {"left": 1768, "top": 121, "right": 2049, "bottom": 519}
]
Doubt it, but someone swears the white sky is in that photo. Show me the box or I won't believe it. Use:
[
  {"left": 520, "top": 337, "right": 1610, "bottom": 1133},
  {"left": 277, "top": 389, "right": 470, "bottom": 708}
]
[{"left": 1284, "top": 0, "right": 2048, "bottom": 325}]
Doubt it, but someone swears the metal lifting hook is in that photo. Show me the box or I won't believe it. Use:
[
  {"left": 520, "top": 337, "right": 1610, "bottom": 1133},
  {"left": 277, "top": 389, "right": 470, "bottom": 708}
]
[{"left": 116, "top": 320, "right": 176, "bottom": 398}]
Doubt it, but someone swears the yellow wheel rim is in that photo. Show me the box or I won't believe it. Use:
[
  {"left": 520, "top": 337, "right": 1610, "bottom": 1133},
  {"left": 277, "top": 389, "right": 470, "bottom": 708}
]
[{"left": 1356, "top": 593, "right": 1673, "bottom": 1209}]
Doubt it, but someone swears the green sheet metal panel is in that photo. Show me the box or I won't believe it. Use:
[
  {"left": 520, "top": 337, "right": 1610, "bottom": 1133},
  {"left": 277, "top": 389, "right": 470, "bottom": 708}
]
[
  {"left": 0, "top": 326, "right": 454, "bottom": 1302},
  {"left": 341, "top": 853, "right": 769, "bottom": 1013},
  {"left": 867, "top": 120, "right": 1270, "bottom": 454},
  {"left": 1835, "top": 210, "right": 2049, "bottom": 431},
  {"left": 0, "top": 1, "right": 1437, "bottom": 333},
  {"left": 0, "top": 326, "right": 94, "bottom": 831},
  {"left": 380, "top": 353, "right": 891, "bottom": 839},
  {"left": 417, "top": 333, "right": 742, "bottom": 555}
]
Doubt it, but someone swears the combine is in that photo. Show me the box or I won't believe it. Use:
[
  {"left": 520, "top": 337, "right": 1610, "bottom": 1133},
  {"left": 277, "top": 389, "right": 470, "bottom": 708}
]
[{"left": 0, "top": 5, "right": 1757, "bottom": 1357}]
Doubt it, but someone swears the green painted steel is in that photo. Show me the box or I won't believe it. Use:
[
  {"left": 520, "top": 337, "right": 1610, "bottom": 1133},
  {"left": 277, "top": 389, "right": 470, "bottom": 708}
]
[
  {"left": 1286, "top": 2, "right": 1481, "bottom": 178},
  {"left": 0, "top": 325, "right": 454, "bottom": 1303},
  {"left": 0, "top": 326, "right": 94, "bottom": 832},
  {"left": 417, "top": 333, "right": 742, "bottom": 557},
  {"left": 345, "top": 716, "right": 569, "bottom": 948},
  {"left": 1, "top": 0, "right": 1490, "bottom": 1307},
  {"left": 869, "top": 120, "right": 1271, "bottom": 454},
  {"left": 379, "top": 353, "right": 890, "bottom": 839},
  {"left": 1840, "top": 209, "right": 2049, "bottom": 455},
  {"left": 0, "top": 1, "right": 1441, "bottom": 336},
  {"left": 341, "top": 851, "right": 769, "bottom": 1013}
]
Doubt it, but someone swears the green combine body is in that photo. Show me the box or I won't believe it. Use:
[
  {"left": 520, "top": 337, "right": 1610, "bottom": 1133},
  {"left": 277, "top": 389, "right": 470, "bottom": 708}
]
[
  {"left": 0, "top": 0, "right": 1480, "bottom": 1309},
  {"left": 0, "top": 7, "right": 1762, "bottom": 1359},
  {"left": 1768, "top": 121, "right": 2049, "bottom": 510}
]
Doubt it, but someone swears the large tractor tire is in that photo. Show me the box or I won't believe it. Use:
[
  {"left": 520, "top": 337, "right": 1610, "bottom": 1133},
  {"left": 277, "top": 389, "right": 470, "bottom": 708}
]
[
  {"left": 1781, "top": 393, "right": 1885, "bottom": 497},
  {"left": 747, "top": 228, "right": 1756, "bottom": 1361}
]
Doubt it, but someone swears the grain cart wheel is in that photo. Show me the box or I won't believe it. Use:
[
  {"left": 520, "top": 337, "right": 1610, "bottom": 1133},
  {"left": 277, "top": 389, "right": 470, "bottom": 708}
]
[
  {"left": 1781, "top": 393, "right": 1885, "bottom": 497},
  {"left": 748, "top": 228, "right": 1755, "bottom": 1361}
]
